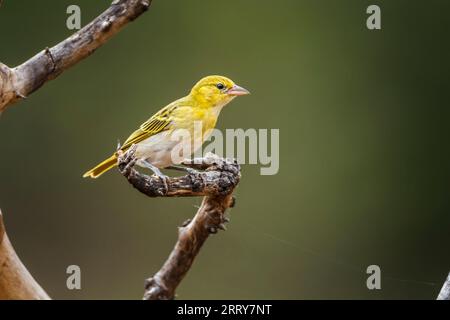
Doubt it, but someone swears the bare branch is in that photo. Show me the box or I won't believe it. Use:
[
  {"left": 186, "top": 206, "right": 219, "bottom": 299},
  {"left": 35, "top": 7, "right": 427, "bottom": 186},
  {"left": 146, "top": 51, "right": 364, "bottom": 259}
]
[
  {"left": 117, "top": 148, "right": 240, "bottom": 300},
  {"left": 437, "top": 272, "right": 450, "bottom": 300},
  {"left": 0, "top": 0, "right": 154, "bottom": 300},
  {"left": 0, "top": 209, "right": 50, "bottom": 300},
  {"left": 0, "top": 0, "right": 153, "bottom": 113}
]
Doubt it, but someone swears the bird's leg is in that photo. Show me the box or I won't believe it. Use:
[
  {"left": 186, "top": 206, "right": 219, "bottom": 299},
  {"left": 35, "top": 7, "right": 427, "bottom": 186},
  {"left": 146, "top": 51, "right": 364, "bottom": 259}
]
[
  {"left": 167, "top": 165, "right": 206, "bottom": 193},
  {"left": 166, "top": 165, "right": 201, "bottom": 175},
  {"left": 140, "top": 160, "right": 167, "bottom": 178},
  {"left": 141, "top": 160, "right": 169, "bottom": 192}
]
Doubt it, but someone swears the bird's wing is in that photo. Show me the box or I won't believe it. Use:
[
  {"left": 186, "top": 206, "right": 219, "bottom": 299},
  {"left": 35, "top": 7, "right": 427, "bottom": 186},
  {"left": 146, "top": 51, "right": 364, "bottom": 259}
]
[{"left": 119, "top": 104, "right": 177, "bottom": 152}]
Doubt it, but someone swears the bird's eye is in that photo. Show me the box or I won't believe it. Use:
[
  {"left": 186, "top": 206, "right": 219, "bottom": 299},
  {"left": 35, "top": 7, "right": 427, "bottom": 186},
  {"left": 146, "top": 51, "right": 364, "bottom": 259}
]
[{"left": 216, "top": 83, "right": 225, "bottom": 90}]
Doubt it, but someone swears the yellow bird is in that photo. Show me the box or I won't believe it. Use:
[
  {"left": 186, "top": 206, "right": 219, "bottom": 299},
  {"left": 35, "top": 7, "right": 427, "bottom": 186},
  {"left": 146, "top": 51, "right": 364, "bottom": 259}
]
[{"left": 83, "top": 75, "right": 250, "bottom": 179}]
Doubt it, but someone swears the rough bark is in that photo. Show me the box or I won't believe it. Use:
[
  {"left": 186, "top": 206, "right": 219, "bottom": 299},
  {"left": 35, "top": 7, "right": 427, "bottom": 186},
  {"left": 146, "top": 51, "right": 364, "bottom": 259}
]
[
  {"left": 0, "top": 0, "right": 152, "bottom": 113},
  {"left": 118, "top": 147, "right": 240, "bottom": 300},
  {"left": 0, "top": 0, "right": 154, "bottom": 300},
  {"left": 0, "top": 210, "right": 50, "bottom": 300}
]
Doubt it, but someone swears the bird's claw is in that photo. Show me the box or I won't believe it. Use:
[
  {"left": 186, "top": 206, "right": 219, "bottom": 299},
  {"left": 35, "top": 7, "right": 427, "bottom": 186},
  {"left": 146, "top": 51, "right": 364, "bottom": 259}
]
[
  {"left": 155, "top": 173, "right": 169, "bottom": 195},
  {"left": 124, "top": 158, "right": 137, "bottom": 175},
  {"left": 117, "top": 145, "right": 138, "bottom": 176}
]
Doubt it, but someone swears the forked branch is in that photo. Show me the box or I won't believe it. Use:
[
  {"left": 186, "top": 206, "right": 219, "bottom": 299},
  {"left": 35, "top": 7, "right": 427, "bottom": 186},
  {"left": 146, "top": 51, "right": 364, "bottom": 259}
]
[
  {"left": 0, "top": 0, "right": 155, "bottom": 300},
  {"left": 118, "top": 147, "right": 241, "bottom": 300},
  {"left": 0, "top": 0, "right": 153, "bottom": 113}
]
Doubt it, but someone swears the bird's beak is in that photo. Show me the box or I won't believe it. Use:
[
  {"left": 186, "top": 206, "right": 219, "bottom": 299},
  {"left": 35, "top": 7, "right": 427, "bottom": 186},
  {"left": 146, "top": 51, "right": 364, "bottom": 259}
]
[{"left": 227, "top": 84, "right": 250, "bottom": 96}]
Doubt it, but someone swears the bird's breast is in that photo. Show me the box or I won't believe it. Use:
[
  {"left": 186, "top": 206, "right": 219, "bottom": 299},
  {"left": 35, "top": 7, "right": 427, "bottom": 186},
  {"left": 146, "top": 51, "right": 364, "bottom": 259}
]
[
  {"left": 135, "top": 105, "right": 224, "bottom": 168},
  {"left": 173, "top": 105, "right": 223, "bottom": 135}
]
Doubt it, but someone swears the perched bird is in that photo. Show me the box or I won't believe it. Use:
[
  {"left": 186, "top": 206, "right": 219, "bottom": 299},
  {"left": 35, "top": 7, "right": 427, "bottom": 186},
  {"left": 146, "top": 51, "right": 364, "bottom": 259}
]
[{"left": 83, "top": 75, "right": 250, "bottom": 179}]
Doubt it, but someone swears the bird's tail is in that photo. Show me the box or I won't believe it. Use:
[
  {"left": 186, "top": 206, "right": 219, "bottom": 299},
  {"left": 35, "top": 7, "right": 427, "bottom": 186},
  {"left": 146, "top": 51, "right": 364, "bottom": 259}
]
[{"left": 83, "top": 155, "right": 117, "bottom": 179}]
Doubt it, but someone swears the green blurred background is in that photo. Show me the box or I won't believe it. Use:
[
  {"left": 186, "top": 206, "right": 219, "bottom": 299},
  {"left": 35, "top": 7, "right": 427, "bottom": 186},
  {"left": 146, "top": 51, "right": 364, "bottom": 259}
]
[{"left": 0, "top": 0, "right": 449, "bottom": 299}]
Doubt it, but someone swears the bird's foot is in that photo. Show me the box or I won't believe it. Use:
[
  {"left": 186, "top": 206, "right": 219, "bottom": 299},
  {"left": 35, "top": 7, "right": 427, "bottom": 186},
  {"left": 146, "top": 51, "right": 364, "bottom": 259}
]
[
  {"left": 141, "top": 160, "right": 170, "bottom": 195},
  {"left": 167, "top": 165, "right": 201, "bottom": 176},
  {"left": 155, "top": 172, "right": 170, "bottom": 195}
]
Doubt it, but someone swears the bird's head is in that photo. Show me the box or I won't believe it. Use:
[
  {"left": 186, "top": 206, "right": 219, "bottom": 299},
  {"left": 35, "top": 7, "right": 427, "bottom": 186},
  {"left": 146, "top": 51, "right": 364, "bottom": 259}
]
[{"left": 190, "top": 75, "right": 250, "bottom": 108}]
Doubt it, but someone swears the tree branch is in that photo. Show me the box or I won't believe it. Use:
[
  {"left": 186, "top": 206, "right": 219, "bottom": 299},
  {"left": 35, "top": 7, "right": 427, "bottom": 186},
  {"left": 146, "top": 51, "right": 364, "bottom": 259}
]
[
  {"left": 437, "top": 272, "right": 450, "bottom": 300},
  {"left": 0, "top": 209, "right": 50, "bottom": 299},
  {"left": 117, "top": 147, "right": 240, "bottom": 300},
  {"left": 0, "top": 0, "right": 154, "bottom": 300},
  {"left": 0, "top": 0, "right": 153, "bottom": 113}
]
